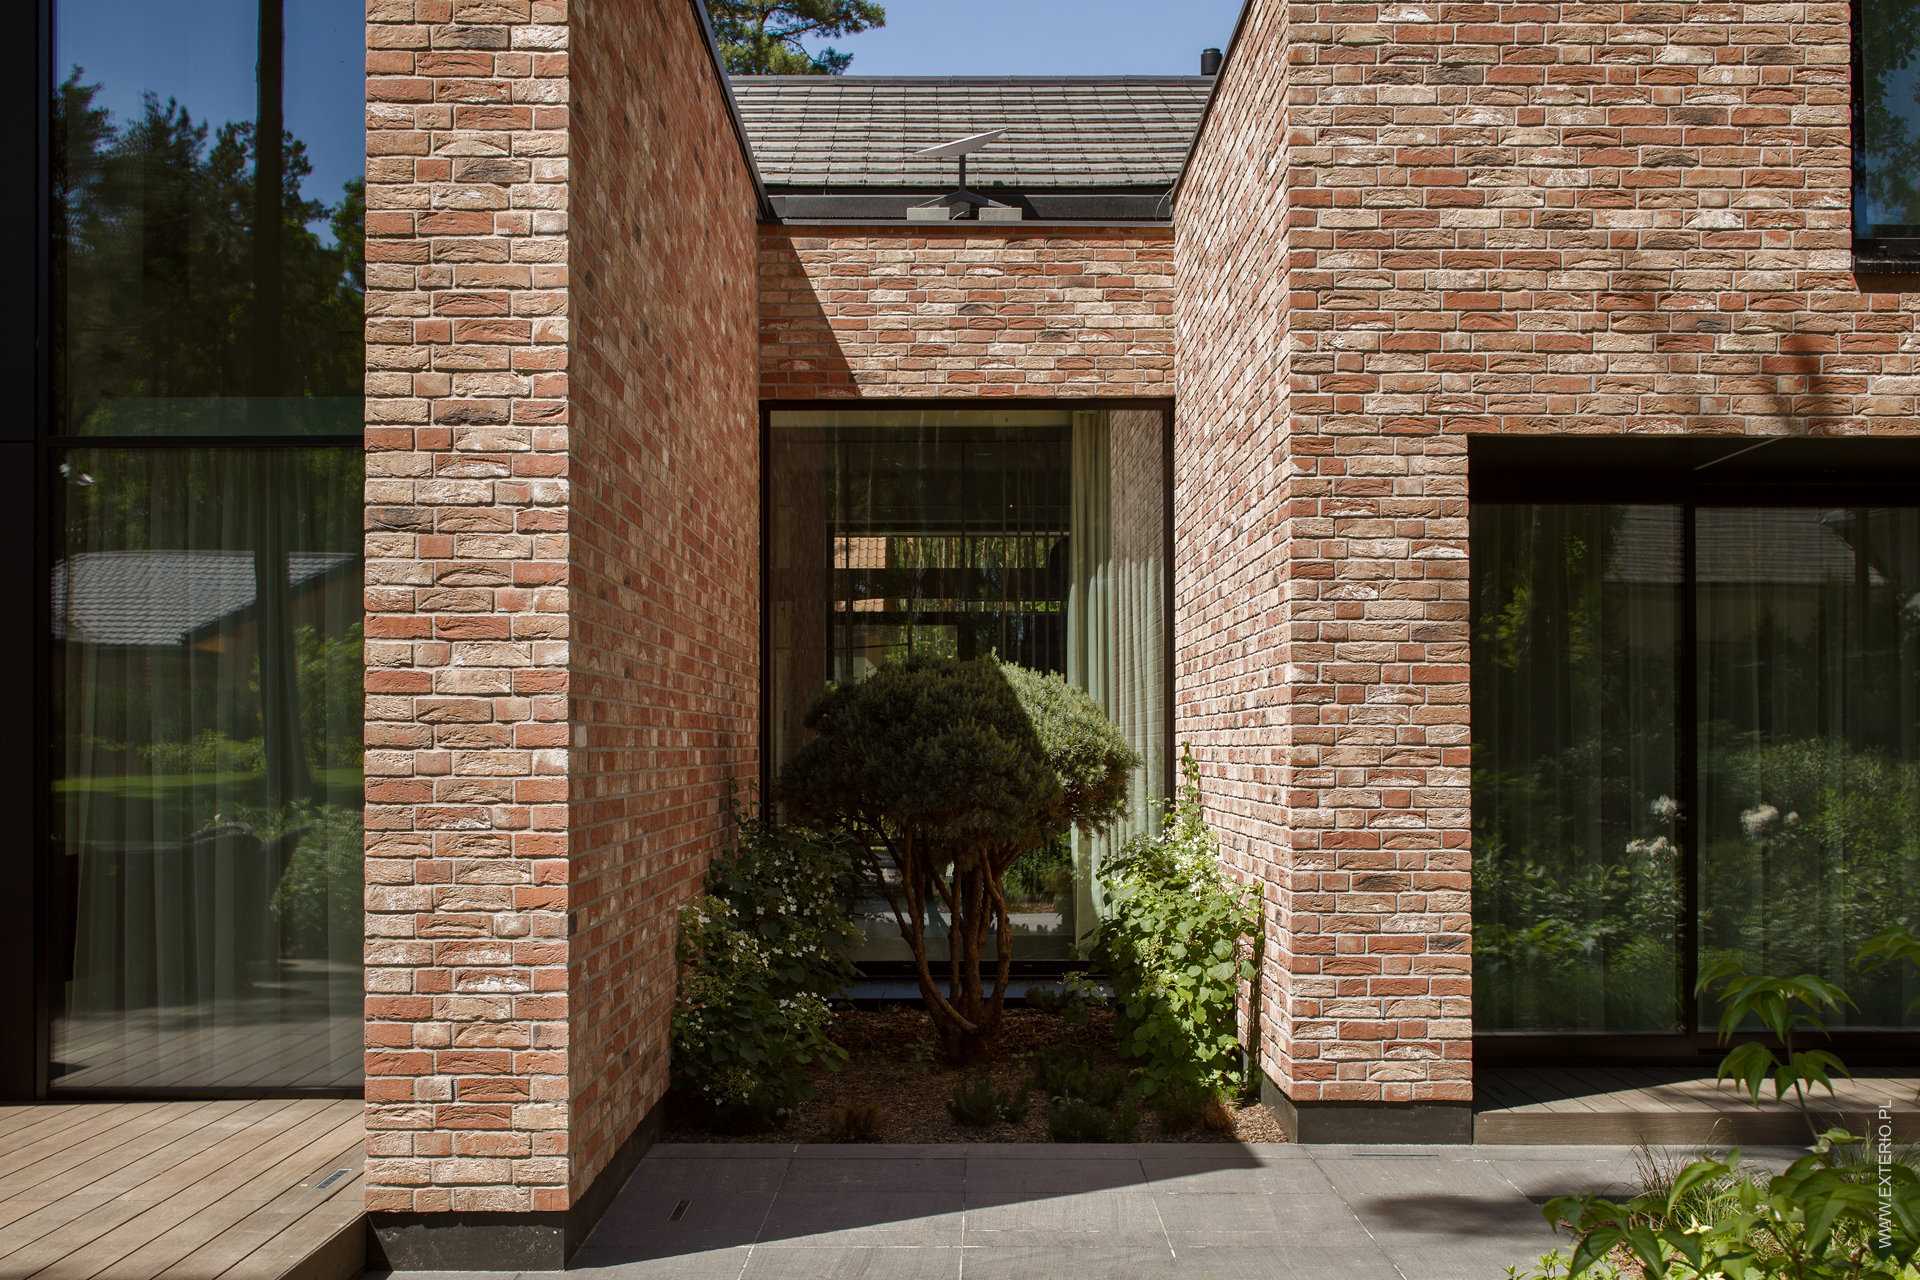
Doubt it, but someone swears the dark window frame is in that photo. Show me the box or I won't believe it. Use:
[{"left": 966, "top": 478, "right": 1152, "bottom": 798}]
[
  {"left": 1470, "top": 436, "right": 1920, "bottom": 1068},
  {"left": 757, "top": 398, "right": 1179, "bottom": 979},
  {"left": 1853, "top": 0, "right": 1920, "bottom": 271}
]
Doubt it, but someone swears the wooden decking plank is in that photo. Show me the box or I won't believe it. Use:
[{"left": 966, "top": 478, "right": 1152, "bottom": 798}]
[
  {"left": 0, "top": 1100, "right": 317, "bottom": 1269},
  {"left": 89, "top": 1110, "right": 364, "bottom": 1280},
  {"left": 0, "top": 1104, "right": 161, "bottom": 1168},
  {"left": 1499, "top": 1069, "right": 1608, "bottom": 1113},
  {"left": 215, "top": 1171, "right": 365, "bottom": 1280},
  {"left": 7, "top": 1101, "right": 343, "bottom": 1280},
  {"left": 0, "top": 1102, "right": 255, "bottom": 1224},
  {"left": 154, "top": 1123, "right": 364, "bottom": 1280},
  {"left": 0, "top": 1100, "right": 221, "bottom": 1202},
  {"left": 0, "top": 1102, "right": 299, "bottom": 1256}
]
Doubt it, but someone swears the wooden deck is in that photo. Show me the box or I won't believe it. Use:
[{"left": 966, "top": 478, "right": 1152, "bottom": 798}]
[
  {"left": 0, "top": 1100, "right": 365, "bottom": 1280},
  {"left": 1476, "top": 1068, "right": 1920, "bottom": 1146}
]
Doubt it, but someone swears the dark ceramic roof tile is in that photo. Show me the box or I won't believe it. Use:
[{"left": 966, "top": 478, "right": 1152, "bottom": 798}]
[{"left": 730, "top": 76, "right": 1213, "bottom": 190}]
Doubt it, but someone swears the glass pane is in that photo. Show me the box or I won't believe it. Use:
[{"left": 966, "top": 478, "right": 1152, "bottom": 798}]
[
  {"left": 768, "top": 409, "right": 1168, "bottom": 965},
  {"left": 52, "top": 0, "right": 365, "bottom": 436},
  {"left": 51, "top": 448, "right": 364, "bottom": 1089},
  {"left": 1858, "top": 0, "right": 1920, "bottom": 242},
  {"left": 1471, "top": 505, "right": 1685, "bottom": 1033},
  {"left": 1698, "top": 507, "right": 1920, "bottom": 1029}
]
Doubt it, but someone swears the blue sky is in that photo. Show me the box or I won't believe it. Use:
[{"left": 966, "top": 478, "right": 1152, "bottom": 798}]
[
  {"left": 53, "top": 0, "right": 1243, "bottom": 227},
  {"left": 820, "top": 1, "right": 1244, "bottom": 76}
]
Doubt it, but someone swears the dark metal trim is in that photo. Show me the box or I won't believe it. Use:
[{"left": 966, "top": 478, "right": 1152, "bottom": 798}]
[
  {"left": 1677, "top": 502, "right": 1700, "bottom": 1039},
  {"left": 734, "top": 74, "right": 1216, "bottom": 87},
  {"left": 685, "top": 0, "right": 777, "bottom": 222},
  {"left": 758, "top": 401, "right": 772, "bottom": 810},
  {"left": 764, "top": 396, "right": 1178, "bottom": 413},
  {"left": 1478, "top": 1032, "right": 1920, "bottom": 1070},
  {"left": 23, "top": 0, "right": 52, "bottom": 1104},
  {"left": 1848, "top": 0, "right": 1920, "bottom": 269},
  {"left": 1168, "top": 0, "right": 1253, "bottom": 208}
]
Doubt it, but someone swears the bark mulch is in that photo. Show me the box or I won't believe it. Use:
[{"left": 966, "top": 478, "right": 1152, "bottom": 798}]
[{"left": 667, "top": 1004, "right": 1289, "bottom": 1145}]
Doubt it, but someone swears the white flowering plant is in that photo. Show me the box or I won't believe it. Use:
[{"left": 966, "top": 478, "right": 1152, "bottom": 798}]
[{"left": 669, "top": 811, "right": 863, "bottom": 1130}]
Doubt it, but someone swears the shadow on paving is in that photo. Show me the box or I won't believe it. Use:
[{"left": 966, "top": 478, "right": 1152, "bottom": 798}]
[{"left": 454, "top": 1141, "right": 1650, "bottom": 1280}]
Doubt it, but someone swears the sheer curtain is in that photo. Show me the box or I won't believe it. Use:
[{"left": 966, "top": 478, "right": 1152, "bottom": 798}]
[
  {"left": 1697, "top": 507, "right": 1920, "bottom": 1029},
  {"left": 53, "top": 447, "right": 364, "bottom": 1088},
  {"left": 1068, "top": 409, "right": 1168, "bottom": 948},
  {"left": 1470, "top": 504, "right": 1685, "bottom": 1033}
]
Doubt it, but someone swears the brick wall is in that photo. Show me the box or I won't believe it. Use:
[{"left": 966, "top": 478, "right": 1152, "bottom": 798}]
[
  {"left": 758, "top": 227, "right": 1174, "bottom": 398},
  {"left": 566, "top": 0, "right": 761, "bottom": 1204},
  {"left": 1175, "top": 0, "right": 1919, "bottom": 1118},
  {"left": 363, "top": 0, "right": 759, "bottom": 1218}
]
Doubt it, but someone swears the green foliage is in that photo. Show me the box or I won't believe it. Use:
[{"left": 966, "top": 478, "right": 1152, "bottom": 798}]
[
  {"left": 670, "top": 815, "right": 862, "bottom": 1130},
  {"left": 1152, "top": 1078, "right": 1228, "bottom": 1135},
  {"left": 1023, "top": 973, "right": 1103, "bottom": 1025},
  {"left": 1697, "top": 956, "right": 1854, "bottom": 1134},
  {"left": 780, "top": 655, "right": 1138, "bottom": 1061},
  {"left": 946, "top": 1076, "right": 1030, "bottom": 1129},
  {"left": 1028, "top": 1047, "right": 1130, "bottom": 1108},
  {"left": 1045, "top": 1096, "right": 1139, "bottom": 1143},
  {"left": 1539, "top": 1139, "right": 1920, "bottom": 1280},
  {"left": 1859, "top": 928, "right": 1920, "bottom": 1018},
  {"left": 1532, "top": 939, "right": 1920, "bottom": 1279},
  {"left": 266, "top": 803, "right": 364, "bottom": 958},
  {"left": 1095, "top": 749, "right": 1259, "bottom": 1097},
  {"left": 706, "top": 0, "right": 885, "bottom": 74},
  {"left": 138, "top": 730, "right": 267, "bottom": 775}
]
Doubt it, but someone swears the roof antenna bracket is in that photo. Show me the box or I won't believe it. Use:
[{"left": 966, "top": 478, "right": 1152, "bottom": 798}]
[{"left": 908, "top": 130, "right": 1023, "bottom": 222}]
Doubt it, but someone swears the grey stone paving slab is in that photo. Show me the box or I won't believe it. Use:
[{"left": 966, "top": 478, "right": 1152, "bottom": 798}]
[
  {"left": 754, "top": 1190, "right": 965, "bottom": 1247},
  {"left": 962, "top": 1154, "right": 1148, "bottom": 1190},
  {"left": 735, "top": 1245, "right": 963, "bottom": 1279},
  {"left": 584, "top": 1188, "right": 773, "bottom": 1251},
  {"left": 1140, "top": 1153, "right": 1337, "bottom": 1195},
  {"left": 614, "top": 1157, "right": 792, "bottom": 1196},
  {"left": 791, "top": 1156, "right": 965, "bottom": 1192},
  {"left": 1156, "top": 1190, "right": 1377, "bottom": 1245},
  {"left": 560, "top": 1246, "right": 752, "bottom": 1279},
  {"left": 962, "top": 1185, "right": 1166, "bottom": 1245},
  {"left": 441, "top": 1141, "right": 1711, "bottom": 1278}
]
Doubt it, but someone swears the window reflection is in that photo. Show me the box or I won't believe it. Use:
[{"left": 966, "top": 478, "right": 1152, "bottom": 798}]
[
  {"left": 1857, "top": 0, "right": 1920, "bottom": 243},
  {"left": 47, "top": 0, "right": 365, "bottom": 1093},
  {"left": 53, "top": 0, "right": 364, "bottom": 436}
]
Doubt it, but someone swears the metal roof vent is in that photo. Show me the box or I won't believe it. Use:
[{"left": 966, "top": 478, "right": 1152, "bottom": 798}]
[
  {"left": 1201, "top": 47, "right": 1223, "bottom": 75},
  {"left": 906, "top": 129, "right": 1023, "bottom": 222}
]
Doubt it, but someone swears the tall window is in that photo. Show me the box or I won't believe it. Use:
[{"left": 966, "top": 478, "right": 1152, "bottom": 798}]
[
  {"left": 1856, "top": 0, "right": 1920, "bottom": 259},
  {"left": 1473, "top": 499, "right": 1920, "bottom": 1037},
  {"left": 48, "top": 0, "right": 364, "bottom": 1091},
  {"left": 767, "top": 408, "right": 1170, "bottom": 964}
]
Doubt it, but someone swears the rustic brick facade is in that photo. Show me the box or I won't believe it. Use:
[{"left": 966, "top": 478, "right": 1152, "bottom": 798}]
[
  {"left": 362, "top": 0, "right": 758, "bottom": 1230},
  {"left": 566, "top": 0, "right": 761, "bottom": 1207},
  {"left": 1174, "top": 0, "right": 1919, "bottom": 1130},
  {"left": 758, "top": 227, "right": 1174, "bottom": 398}
]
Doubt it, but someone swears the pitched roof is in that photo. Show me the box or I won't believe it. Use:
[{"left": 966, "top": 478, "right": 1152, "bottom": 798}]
[
  {"left": 730, "top": 76, "right": 1213, "bottom": 191},
  {"left": 51, "top": 551, "right": 358, "bottom": 648}
]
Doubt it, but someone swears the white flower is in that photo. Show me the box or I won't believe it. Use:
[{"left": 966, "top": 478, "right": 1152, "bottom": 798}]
[
  {"left": 1649, "top": 795, "right": 1680, "bottom": 823},
  {"left": 1740, "top": 803, "right": 1780, "bottom": 839}
]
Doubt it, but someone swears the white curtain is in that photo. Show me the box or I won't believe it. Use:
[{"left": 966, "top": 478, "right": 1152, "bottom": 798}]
[
  {"left": 1068, "top": 410, "right": 1168, "bottom": 948},
  {"left": 54, "top": 447, "right": 365, "bottom": 1089}
]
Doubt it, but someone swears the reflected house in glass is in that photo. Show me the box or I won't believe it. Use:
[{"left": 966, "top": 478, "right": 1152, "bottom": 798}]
[{"left": 3, "top": 0, "right": 1920, "bottom": 1267}]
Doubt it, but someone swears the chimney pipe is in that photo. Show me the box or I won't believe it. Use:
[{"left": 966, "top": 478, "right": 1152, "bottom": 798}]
[{"left": 1200, "top": 47, "right": 1222, "bottom": 75}]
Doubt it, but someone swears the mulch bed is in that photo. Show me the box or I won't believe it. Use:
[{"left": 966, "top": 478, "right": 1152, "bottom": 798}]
[{"left": 666, "top": 1004, "right": 1290, "bottom": 1144}]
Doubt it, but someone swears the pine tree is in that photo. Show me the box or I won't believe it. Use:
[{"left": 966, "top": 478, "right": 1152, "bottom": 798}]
[{"left": 707, "top": 0, "right": 885, "bottom": 75}]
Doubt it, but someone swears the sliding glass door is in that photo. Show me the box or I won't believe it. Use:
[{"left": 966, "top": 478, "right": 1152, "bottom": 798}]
[
  {"left": 1473, "top": 500, "right": 1920, "bottom": 1042},
  {"left": 46, "top": 0, "right": 365, "bottom": 1092}
]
